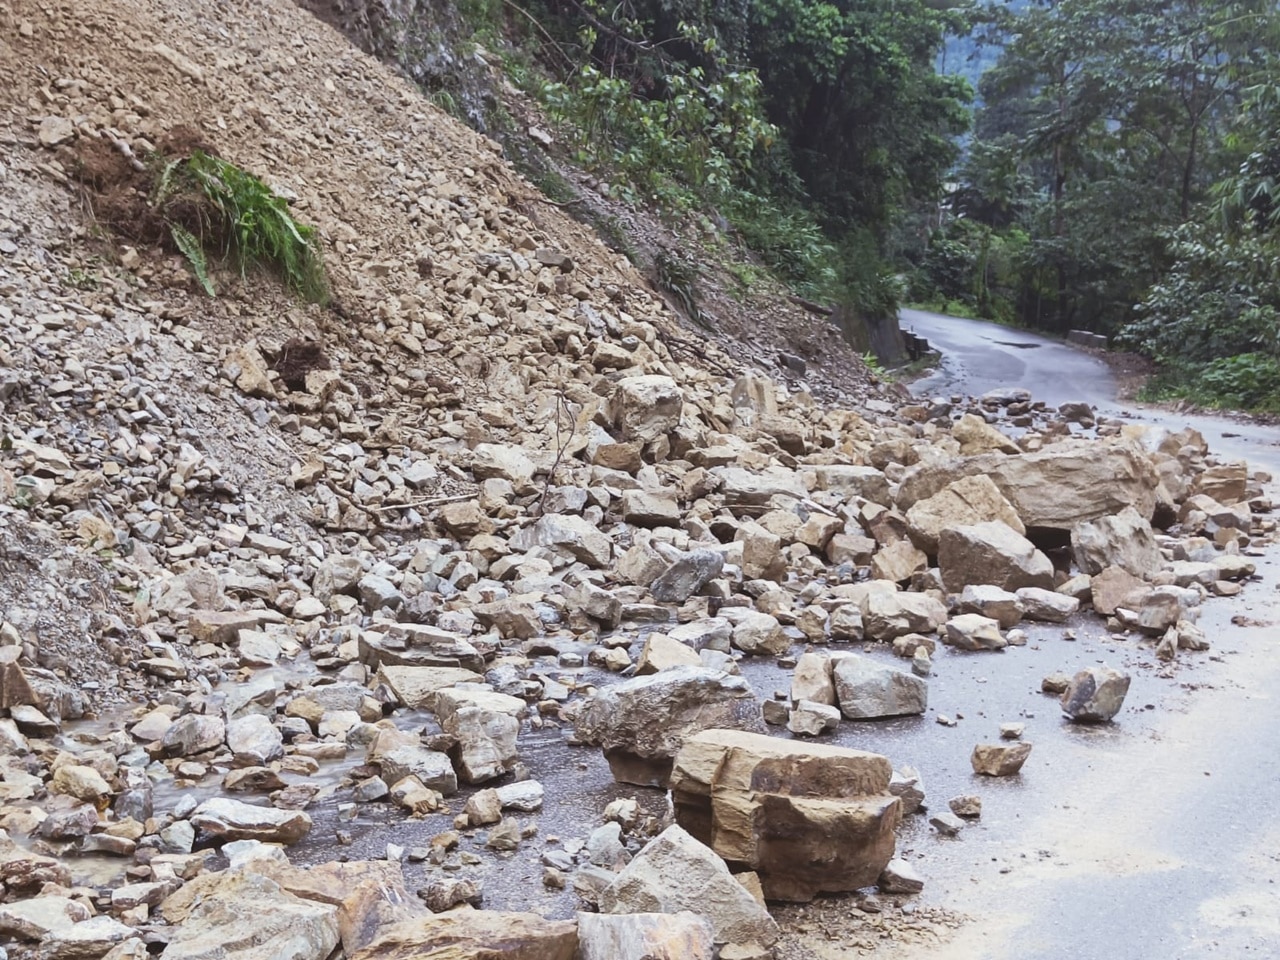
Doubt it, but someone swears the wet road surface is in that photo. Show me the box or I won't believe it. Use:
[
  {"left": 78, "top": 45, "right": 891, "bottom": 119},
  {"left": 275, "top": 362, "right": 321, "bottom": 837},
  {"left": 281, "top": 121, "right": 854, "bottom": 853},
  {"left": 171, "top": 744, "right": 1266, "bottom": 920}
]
[
  {"left": 902, "top": 308, "right": 1117, "bottom": 408},
  {"left": 886, "top": 309, "right": 1280, "bottom": 960}
]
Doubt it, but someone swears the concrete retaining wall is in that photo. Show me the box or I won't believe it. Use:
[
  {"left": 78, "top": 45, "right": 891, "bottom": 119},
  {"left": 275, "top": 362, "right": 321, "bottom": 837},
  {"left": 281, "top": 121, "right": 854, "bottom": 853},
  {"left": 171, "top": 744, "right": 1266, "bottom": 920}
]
[{"left": 1067, "top": 329, "right": 1108, "bottom": 350}]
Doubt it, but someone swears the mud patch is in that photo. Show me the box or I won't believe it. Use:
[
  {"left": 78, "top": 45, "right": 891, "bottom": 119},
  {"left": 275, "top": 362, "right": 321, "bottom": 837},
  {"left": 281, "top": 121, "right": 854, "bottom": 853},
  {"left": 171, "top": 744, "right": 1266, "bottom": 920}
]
[{"left": 273, "top": 338, "right": 329, "bottom": 391}]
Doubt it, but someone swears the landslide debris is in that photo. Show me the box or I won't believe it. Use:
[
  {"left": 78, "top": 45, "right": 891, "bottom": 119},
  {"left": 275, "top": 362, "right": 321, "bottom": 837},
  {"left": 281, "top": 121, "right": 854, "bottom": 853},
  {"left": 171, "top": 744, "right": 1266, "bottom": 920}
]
[{"left": 0, "top": 2, "right": 1275, "bottom": 959}]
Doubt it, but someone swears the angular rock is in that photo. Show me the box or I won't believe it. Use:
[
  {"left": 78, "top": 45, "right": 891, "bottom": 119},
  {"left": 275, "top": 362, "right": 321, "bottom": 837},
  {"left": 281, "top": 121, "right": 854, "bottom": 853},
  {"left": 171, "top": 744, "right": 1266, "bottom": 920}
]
[
  {"left": 897, "top": 439, "right": 1160, "bottom": 532},
  {"left": 1089, "top": 566, "right": 1147, "bottom": 616},
  {"left": 226, "top": 714, "right": 284, "bottom": 765},
  {"left": 832, "top": 656, "right": 928, "bottom": 719},
  {"left": 787, "top": 700, "right": 841, "bottom": 736},
  {"left": 600, "top": 824, "right": 778, "bottom": 945},
  {"left": 1071, "top": 506, "right": 1161, "bottom": 578},
  {"left": 577, "top": 911, "right": 715, "bottom": 960},
  {"left": 442, "top": 705, "right": 520, "bottom": 784},
  {"left": 575, "top": 667, "right": 765, "bottom": 786},
  {"left": 190, "top": 798, "right": 312, "bottom": 845},
  {"left": 943, "top": 614, "right": 1007, "bottom": 651},
  {"left": 970, "top": 742, "right": 1032, "bottom": 776},
  {"left": 670, "top": 730, "right": 899, "bottom": 902},
  {"left": 878, "top": 859, "right": 924, "bottom": 894},
  {"left": 347, "top": 911, "right": 576, "bottom": 960},
  {"left": 159, "top": 871, "right": 339, "bottom": 959},
  {"left": 610, "top": 375, "right": 684, "bottom": 443},
  {"left": 637, "top": 634, "right": 701, "bottom": 674},
  {"left": 368, "top": 729, "right": 458, "bottom": 795},
  {"left": 870, "top": 541, "right": 928, "bottom": 584},
  {"left": 938, "top": 521, "right": 1054, "bottom": 593},
  {"left": 860, "top": 590, "right": 947, "bottom": 642},
  {"left": 905, "top": 474, "right": 1026, "bottom": 554},
  {"left": 953, "top": 414, "right": 1019, "bottom": 455},
  {"left": 509, "top": 514, "right": 612, "bottom": 567},
  {"left": 958, "top": 584, "right": 1024, "bottom": 629},
  {"left": 790, "top": 652, "right": 835, "bottom": 706},
  {"left": 649, "top": 549, "right": 724, "bottom": 603},
  {"left": 1061, "top": 665, "right": 1131, "bottom": 723},
  {"left": 159, "top": 714, "right": 225, "bottom": 758},
  {"left": 1015, "top": 587, "right": 1079, "bottom": 623}
]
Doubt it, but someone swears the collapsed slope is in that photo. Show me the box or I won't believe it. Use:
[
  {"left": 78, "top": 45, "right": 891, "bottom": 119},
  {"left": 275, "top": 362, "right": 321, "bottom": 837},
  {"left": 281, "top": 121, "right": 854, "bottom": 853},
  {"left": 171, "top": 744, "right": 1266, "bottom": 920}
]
[{"left": 0, "top": 1, "right": 1274, "bottom": 959}]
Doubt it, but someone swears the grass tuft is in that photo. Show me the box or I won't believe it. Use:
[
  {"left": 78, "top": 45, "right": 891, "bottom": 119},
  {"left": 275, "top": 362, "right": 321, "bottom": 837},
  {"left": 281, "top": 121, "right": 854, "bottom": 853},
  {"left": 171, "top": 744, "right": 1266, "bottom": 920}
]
[{"left": 155, "top": 151, "right": 328, "bottom": 303}]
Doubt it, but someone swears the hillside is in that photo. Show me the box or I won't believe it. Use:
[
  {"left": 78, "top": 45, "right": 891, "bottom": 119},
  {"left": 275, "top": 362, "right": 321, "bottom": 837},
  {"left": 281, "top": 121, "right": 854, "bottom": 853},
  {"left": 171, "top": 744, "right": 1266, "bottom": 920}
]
[{"left": 0, "top": 1, "right": 1272, "bottom": 958}]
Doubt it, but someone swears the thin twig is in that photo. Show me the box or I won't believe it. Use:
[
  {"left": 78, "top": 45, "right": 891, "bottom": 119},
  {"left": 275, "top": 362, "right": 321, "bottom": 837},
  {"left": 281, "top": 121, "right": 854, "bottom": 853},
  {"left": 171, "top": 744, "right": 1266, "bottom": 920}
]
[
  {"left": 534, "top": 387, "right": 577, "bottom": 518},
  {"left": 366, "top": 493, "right": 476, "bottom": 513},
  {"left": 501, "top": 0, "right": 576, "bottom": 71}
]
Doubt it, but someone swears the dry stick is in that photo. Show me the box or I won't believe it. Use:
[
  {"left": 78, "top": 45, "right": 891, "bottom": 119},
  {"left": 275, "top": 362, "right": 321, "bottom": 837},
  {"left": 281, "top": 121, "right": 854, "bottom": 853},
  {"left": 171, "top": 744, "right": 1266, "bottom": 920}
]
[
  {"left": 534, "top": 388, "right": 577, "bottom": 518},
  {"left": 365, "top": 492, "right": 476, "bottom": 513}
]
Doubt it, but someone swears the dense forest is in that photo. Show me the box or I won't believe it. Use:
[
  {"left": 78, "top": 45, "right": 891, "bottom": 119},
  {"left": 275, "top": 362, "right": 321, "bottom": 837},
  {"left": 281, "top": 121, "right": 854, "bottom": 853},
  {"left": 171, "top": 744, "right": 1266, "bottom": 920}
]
[{"left": 455, "top": 0, "right": 1280, "bottom": 408}]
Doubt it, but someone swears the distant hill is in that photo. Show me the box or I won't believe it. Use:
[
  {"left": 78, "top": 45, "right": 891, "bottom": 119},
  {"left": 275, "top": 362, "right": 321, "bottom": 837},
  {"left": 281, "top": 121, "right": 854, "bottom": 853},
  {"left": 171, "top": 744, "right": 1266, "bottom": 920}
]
[{"left": 939, "top": 0, "right": 1030, "bottom": 103}]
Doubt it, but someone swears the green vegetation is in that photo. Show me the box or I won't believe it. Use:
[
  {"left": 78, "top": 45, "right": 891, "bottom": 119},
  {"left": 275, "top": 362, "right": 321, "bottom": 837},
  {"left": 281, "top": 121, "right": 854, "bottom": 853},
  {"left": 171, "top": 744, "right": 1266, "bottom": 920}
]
[
  {"left": 481, "top": 0, "right": 972, "bottom": 320},
  {"left": 911, "top": 0, "right": 1280, "bottom": 409},
  {"left": 155, "top": 151, "right": 329, "bottom": 303}
]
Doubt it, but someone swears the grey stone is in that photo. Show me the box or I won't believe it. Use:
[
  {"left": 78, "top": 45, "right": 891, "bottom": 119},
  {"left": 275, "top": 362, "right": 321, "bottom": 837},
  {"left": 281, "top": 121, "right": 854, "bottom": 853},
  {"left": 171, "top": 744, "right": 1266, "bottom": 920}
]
[{"left": 832, "top": 656, "right": 928, "bottom": 719}]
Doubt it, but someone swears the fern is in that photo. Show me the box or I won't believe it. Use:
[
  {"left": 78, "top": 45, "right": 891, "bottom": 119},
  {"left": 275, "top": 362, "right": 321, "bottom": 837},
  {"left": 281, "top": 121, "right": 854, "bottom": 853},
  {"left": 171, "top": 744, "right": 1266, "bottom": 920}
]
[
  {"left": 170, "top": 224, "right": 215, "bottom": 296},
  {"left": 151, "top": 150, "right": 329, "bottom": 304}
]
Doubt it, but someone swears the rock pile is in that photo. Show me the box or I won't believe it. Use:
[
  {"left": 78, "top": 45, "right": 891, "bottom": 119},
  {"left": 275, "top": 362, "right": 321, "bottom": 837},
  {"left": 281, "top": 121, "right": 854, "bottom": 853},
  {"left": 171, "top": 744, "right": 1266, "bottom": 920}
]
[{"left": 0, "top": 0, "right": 1273, "bottom": 956}]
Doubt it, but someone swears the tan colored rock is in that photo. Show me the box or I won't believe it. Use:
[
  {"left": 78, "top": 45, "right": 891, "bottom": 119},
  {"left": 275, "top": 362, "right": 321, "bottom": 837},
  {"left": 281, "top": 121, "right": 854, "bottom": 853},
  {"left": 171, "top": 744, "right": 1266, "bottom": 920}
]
[
  {"left": 670, "top": 729, "right": 899, "bottom": 901},
  {"left": 1070, "top": 506, "right": 1161, "bottom": 578},
  {"left": 1089, "top": 566, "right": 1147, "bottom": 616},
  {"left": 577, "top": 911, "right": 714, "bottom": 960},
  {"left": 621, "top": 489, "right": 681, "bottom": 527},
  {"left": 938, "top": 521, "right": 1054, "bottom": 593},
  {"left": 860, "top": 589, "right": 948, "bottom": 641},
  {"left": 0, "top": 647, "right": 38, "bottom": 710},
  {"left": 601, "top": 824, "right": 778, "bottom": 945},
  {"left": 610, "top": 375, "right": 684, "bottom": 443},
  {"left": 869, "top": 541, "right": 928, "bottom": 583},
  {"left": 348, "top": 911, "right": 577, "bottom": 960},
  {"left": 905, "top": 474, "right": 1025, "bottom": 554},
  {"left": 952, "top": 414, "right": 1019, "bottom": 455},
  {"left": 375, "top": 666, "right": 481, "bottom": 711},
  {"left": 971, "top": 742, "right": 1033, "bottom": 776},
  {"left": 897, "top": 439, "right": 1160, "bottom": 532},
  {"left": 737, "top": 522, "right": 785, "bottom": 581},
  {"left": 637, "top": 634, "right": 701, "bottom": 674},
  {"left": 795, "top": 512, "right": 841, "bottom": 551},
  {"left": 1192, "top": 462, "right": 1248, "bottom": 504},
  {"left": 223, "top": 342, "right": 276, "bottom": 398}
]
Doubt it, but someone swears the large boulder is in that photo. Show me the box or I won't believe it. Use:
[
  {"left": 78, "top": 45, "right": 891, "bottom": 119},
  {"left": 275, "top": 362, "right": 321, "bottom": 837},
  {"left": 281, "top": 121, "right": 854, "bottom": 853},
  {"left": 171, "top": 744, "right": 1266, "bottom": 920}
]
[
  {"left": 832, "top": 656, "right": 928, "bottom": 719},
  {"left": 670, "top": 729, "right": 900, "bottom": 901},
  {"left": 576, "top": 912, "right": 714, "bottom": 960},
  {"left": 158, "top": 871, "right": 339, "bottom": 960},
  {"left": 348, "top": 911, "right": 577, "bottom": 960},
  {"left": 860, "top": 590, "right": 947, "bottom": 641},
  {"left": 937, "top": 521, "right": 1054, "bottom": 593},
  {"left": 599, "top": 824, "right": 779, "bottom": 946},
  {"left": 509, "top": 514, "right": 612, "bottom": 567},
  {"left": 609, "top": 376, "right": 684, "bottom": 443},
  {"left": 897, "top": 439, "right": 1161, "bottom": 533},
  {"left": 574, "top": 668, "right": 765, "bottom": 786},
  {"left": 190, "top": 798, "right": 312, "bottom": 845},
  {"left": 1070, "top": 506, "right": 1162, "bottom": 578},
  {"left": 905, "top": 474, "right": 1026, "bottom": 554}
]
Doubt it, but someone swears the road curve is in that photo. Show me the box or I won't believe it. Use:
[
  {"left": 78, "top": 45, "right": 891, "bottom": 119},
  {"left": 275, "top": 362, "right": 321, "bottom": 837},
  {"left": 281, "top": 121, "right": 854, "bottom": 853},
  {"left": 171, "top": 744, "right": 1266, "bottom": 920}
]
[
  {"left": 901, "top": 308, "right": 1116, "bottom": 409},
  {"left": 879, "top": 308, "right": 1280, "bottom": 960}
]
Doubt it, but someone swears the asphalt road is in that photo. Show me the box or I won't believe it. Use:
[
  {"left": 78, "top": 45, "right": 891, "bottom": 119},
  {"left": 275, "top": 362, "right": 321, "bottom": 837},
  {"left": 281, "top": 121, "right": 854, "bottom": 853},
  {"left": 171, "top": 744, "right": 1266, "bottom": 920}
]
[
  {"left": 875, "top": 308, "right": 1280, "bottom": 960},
  {"left": 902, "top": 308, "right": 1117, "bottom": 409}
]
